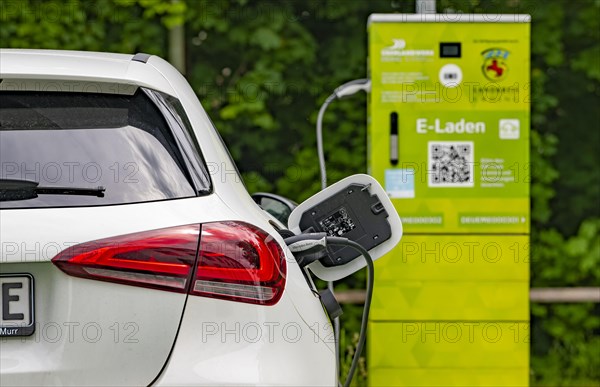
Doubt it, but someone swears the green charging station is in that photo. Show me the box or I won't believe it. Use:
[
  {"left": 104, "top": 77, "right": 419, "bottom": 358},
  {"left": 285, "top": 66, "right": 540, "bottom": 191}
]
[{"left": 367, "top": 14, "right": 531, "bottom": 386}]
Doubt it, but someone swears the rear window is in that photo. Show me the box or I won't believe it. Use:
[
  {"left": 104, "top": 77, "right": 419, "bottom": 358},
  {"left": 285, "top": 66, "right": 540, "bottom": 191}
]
[{"left": 0, "top": 89, "right": 210, "bottom": 209}]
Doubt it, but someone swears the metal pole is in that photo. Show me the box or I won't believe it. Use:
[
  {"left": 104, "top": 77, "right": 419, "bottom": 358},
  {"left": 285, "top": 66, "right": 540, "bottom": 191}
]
[
  {"left": 333, "top": 287, "right": 600, "bottom": 304},
  {"left": 416, "top": 0, "right": 436, "bottom": 14}
]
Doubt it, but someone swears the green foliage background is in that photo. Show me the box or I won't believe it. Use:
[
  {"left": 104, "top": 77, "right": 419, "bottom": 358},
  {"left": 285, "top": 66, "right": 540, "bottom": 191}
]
[{"left": 1, "top": 0, "right": 598, "bottom": 385}]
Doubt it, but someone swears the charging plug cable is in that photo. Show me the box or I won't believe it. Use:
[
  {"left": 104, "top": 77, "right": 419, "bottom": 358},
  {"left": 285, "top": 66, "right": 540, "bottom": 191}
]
[
  {"left": 327, "top": 237, "right": 374, "bottom": 387},
  {"left": 316, "top": 78, "right": 371, "bottom": 190},
  {"left": 284, "top": 234, "right": 374, "bottom": 387}
]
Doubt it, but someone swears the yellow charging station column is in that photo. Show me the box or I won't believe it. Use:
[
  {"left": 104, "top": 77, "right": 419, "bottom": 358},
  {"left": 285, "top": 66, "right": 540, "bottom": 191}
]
[{"left": 367, "top": 14, "right": 530, "bottom": 386}]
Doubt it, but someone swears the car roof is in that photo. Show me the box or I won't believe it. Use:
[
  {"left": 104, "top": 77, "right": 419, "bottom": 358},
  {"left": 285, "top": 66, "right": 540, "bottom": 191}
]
[{"left": 0, "top": 49, "right": 178, "bottom": 96}]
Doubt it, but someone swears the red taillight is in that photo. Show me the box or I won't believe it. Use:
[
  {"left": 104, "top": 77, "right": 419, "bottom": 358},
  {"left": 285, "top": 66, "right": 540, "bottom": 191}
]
[
  {"left": 192, "top": 221, "right": 286, "bottom": 306},
  {"left": 51, "top": 222, "right": 286, "bottom": 305},
  {"left": 51, "top": 225, "right": 200, "bottom": 292}
]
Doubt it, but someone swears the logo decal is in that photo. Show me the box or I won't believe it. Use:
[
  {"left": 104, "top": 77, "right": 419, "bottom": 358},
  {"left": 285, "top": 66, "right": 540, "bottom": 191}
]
[
  {"left": 482, "top": 48, "right": 509, "bottom": 82},
  {"left": 439, "top": 64, "right": 463, "bottom": 88},
  {"left": 388, "top": 39, "right": 406, "bottom": 50},
  {"left": 381, "top": 39, "right": 434, "bottom": 60},
  {"left": 499, "top": 119, "right": 520, "bottom": 140}
]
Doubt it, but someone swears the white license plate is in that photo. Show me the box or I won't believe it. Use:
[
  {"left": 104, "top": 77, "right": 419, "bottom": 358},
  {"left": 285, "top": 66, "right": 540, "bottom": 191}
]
[{"left": 0, "top": 274, "right": 35, "bottom": 336}]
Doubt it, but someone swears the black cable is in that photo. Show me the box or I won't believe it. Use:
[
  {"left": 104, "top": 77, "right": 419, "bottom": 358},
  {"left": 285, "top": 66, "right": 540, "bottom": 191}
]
[
  {"left": 283, "top": 233, "right": 374, "bottom": 387},
  {"left": 326, "top": 237, "right": 374, "bottom": 387}
]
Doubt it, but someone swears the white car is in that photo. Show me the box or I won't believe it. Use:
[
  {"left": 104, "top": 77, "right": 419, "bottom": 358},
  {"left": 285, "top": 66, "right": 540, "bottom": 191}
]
[{"left": 0, "top": 49, "right": 336, "bottom": 386}]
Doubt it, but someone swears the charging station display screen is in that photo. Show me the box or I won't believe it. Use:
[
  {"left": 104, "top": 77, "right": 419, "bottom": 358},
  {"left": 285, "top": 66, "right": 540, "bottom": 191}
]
[{"left": 440, "top": 43, "right": 461, "bottom": 58}]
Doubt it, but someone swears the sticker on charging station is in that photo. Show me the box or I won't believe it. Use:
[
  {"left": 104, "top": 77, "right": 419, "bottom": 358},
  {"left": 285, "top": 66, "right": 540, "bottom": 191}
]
[{"left": 385, "top": 169, "right": 415, "bottom": 198}]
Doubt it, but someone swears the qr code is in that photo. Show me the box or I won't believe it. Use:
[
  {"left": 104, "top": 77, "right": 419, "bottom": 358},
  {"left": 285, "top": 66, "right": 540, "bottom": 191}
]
[{"left": 428, "top": 141, "right": 474, "bottom": 187}]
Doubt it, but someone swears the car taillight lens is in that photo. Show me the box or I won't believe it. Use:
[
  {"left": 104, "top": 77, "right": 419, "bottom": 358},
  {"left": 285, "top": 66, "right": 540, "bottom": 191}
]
[
  {"left": 51, "top": 225, "right": 201, "bottom": 293},
  {"left": 51, "top": 222, "right": 286, "bottom": 305},
  {"left": 192, "top": 221, "right": 286, "bottom": 305}
]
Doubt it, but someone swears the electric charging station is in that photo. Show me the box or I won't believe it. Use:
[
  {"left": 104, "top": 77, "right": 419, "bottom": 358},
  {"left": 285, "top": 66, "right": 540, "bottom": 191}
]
[{"left": 367, "top": 14, "right": 531, "bottom": 386}]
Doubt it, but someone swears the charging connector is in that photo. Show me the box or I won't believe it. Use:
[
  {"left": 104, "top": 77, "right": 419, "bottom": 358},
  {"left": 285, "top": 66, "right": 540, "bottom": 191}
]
[
  {"left": 334, "top": 79, "right": 371, "bottom": 99},
  {"left": 285, "top": 233, "right": 328, "bottom": 267}
]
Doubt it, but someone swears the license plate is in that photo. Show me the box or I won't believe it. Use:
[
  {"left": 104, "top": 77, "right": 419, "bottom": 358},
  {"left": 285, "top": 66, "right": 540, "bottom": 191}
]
[{"left": 0, "top": 274, "right": 35, "bottom": 336}]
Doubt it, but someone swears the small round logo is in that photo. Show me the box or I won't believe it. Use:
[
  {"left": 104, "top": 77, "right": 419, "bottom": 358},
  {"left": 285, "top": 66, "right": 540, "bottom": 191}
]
[
  {"left": 482, "top": 48, "right": 509, "bottom": 82},
  {"left": 439, "top": 64, "right": 463, "bottom": 88}
]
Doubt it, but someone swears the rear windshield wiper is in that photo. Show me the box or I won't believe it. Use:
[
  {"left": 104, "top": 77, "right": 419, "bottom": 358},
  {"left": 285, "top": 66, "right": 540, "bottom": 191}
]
[{"left": 0, "top": 179, "right": 105, "bottom": 201}]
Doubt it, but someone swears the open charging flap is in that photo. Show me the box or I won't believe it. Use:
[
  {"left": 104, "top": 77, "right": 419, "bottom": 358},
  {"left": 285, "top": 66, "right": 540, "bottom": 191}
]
[{"left": 288, "top": 174, "right": 402, "bottom": 281}]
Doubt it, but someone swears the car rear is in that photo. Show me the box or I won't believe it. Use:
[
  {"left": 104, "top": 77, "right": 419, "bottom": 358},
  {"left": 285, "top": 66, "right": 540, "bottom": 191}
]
[{"left": 0, "top": 50, "right": 335, "bottom": 386}]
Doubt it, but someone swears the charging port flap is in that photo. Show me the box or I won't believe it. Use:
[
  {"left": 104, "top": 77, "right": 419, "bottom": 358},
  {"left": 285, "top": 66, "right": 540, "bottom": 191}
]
[{"left": 288, "top": 174, "right": 403, "bottom": 281}]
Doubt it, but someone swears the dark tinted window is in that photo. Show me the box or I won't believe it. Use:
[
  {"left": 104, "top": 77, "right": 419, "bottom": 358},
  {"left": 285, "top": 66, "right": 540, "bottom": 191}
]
[{"left": 0, "top": 89, "right": 203, "bottom": 208}]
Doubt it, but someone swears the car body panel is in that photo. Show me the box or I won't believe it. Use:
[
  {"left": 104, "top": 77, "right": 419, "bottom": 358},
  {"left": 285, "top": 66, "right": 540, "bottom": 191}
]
[{"left": 154, "top": 291, "right": 335, "bottom": 386}]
